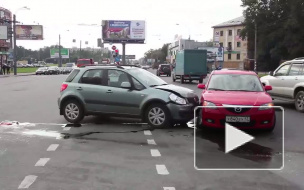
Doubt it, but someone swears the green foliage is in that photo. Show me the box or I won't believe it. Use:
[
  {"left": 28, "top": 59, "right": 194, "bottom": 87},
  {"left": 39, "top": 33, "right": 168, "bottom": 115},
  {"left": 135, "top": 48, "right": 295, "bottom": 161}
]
[
  {"left": 241, "top": 0, "right": 304, "bottom": 71},
  {"left": 144, "top": 43, "right": 169, "bottom": 62}
]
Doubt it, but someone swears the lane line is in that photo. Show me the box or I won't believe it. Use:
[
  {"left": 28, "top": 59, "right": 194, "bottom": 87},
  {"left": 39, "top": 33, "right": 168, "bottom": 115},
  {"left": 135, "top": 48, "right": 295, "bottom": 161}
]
[
  {"left": 47, "top": 144, "right": 59, "bottom": 151},
  {"left": 18, "top": 175, "right": 37, "bottom": 189},
  {"left": 144, "top": 130, "right": 152, "bottom": 135},
  {"left": 35, "top": 158, "right": 50, "bottom": 166},
  {"left": 147, "top": 139, "right": 157, "bottom": 145},
  {"left": 56, "top": 135, "right": 62, "bottom": 140},
  {"left": 151, "top": 149, "right": 161, "bottom": 157},
  {"left": 63, "top": 127, "right": 71, "bottom": 131},
  {"left": 156, "top": 165, "right": 169, "bottom": 175},
  {"left": 163, "top": 188, "right": 176, "bottom": 190}
]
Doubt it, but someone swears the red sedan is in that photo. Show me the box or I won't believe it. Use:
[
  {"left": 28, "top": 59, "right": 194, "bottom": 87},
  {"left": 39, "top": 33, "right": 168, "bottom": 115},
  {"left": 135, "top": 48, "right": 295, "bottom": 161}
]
[{"left": 197, "top": 70, "right": 275, "bottom": 132}]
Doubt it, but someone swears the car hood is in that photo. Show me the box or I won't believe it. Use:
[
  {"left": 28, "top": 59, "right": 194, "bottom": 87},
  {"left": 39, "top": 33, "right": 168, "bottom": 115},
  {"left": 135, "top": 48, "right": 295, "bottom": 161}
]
[
  {"left": 203, "top": 91, "right": 272, "bottom": 105},
  {"left": 260, "top": 75, "right": 276, "bottom": 81},
  {"left": 155, "top": 84, "right": 196, "bottom": 98}
]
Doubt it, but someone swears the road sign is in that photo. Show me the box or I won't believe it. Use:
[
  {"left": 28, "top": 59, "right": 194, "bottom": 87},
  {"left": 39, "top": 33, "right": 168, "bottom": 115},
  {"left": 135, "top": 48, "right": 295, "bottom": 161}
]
[
  {"left": 125, "top": 55, "right": 136, "bottom": 59},
  {"left": 0, "top": 26, "right": 8, "bottom": 40},
  {"left": 50, "top": 48, "right": 69, "bottom": 58},
  {"left": 112, "top": 45, "right": 116, "bottom": 50},
  {"left": 225, "top": 123, "right": 254, "bottom": 153},
  {"left": 115, "top": 56, "right": 120, "bottom": 62}
]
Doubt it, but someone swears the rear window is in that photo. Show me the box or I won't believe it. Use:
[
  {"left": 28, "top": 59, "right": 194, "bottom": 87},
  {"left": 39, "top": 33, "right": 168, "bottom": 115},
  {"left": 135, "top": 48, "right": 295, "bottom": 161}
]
[
  {"left": 65, "top": 69, "right": 80, "bottom": 82},
  {"left": 77, "top": 60, "right": 91, "bottom": 65}
]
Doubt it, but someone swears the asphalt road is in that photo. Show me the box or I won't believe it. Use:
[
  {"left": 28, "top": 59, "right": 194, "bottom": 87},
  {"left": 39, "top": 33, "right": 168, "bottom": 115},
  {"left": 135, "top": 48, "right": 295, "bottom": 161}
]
[{"left": 0, "top": 70, "right": 303, "bottom": 190}]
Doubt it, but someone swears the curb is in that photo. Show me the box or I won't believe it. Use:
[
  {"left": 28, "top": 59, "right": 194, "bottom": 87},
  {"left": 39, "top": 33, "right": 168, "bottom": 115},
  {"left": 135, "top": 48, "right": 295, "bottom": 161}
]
[{"left": 0, "top": 73, "right": 36, "bottom": 78}]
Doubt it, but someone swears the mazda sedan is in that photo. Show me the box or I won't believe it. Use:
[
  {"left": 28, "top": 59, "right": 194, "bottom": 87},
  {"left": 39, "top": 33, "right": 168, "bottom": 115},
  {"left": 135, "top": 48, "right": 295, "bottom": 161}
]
[{"left": 197, "top": 70, "right": 276, "bottom": 132}]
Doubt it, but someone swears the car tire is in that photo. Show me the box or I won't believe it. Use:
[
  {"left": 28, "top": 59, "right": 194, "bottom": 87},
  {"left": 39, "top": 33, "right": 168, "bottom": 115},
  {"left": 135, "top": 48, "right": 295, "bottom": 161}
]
[
  {"left": 195, "top": 109, "right": 203, "bottom": 129},
  {"left": 295, "top": 91, "right": 304, "bottom": 112},
  {"left": 145, "top": 103, "right": 171, "bottom": 128},
  {"left": 180, "top": 76, "right": 184, "bottom": 84},
  {"left": 63, "top": 100, "right": 84, "bottom": 123},
  {"left": 199, "top": 79, "right": 203, "bottom": 83}
]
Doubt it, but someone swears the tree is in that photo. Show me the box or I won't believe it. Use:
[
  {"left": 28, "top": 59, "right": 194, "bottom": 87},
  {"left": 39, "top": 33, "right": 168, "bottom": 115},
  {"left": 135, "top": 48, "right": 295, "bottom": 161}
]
[{"left": 241, "top": 0, "right": 304, "bottom": 71}]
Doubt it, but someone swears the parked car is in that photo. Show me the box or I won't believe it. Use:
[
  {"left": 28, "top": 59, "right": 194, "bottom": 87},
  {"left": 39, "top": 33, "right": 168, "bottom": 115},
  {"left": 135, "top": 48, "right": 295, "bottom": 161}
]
[
  {"left": 46, "top": 66, "right": 60, "bottom": 75},
  {"left": 35, "top": 67, "right": 48, "bottom": 75},
  {"left": 66, "top": 62, "right": 76, "bottom": 68},
  {"left": 64, "top": 67, "right": 73, "bottom": 74},
  {"left": 156, "top": 64, "right": 171, "bottom": 76},
  {"left": 196, "top": 70, "right": 275, "bottom": 132},
  {"left": 58, "top": 65, "right": 199, "bottom": 127},
  {"left": 76, "top": 59, "right": 94, "bottom": 67},
  {"left": 260, "top": 58, "right": 304, "bottom": 112}
]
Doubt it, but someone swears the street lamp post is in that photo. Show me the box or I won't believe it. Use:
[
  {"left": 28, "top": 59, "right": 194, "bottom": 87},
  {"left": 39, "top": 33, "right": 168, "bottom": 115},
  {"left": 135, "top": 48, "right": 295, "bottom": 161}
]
[
  {"left": 13, "top": 6, "right": 30, "bottom": 75},
  {"left": 59, "top": 34, "right": 62, "bottom": 67}
]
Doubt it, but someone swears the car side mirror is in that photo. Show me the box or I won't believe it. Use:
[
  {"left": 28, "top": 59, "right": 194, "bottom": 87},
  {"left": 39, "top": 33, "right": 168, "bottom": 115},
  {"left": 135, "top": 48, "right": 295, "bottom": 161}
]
[
  {"left": 197, "top": 84, "right": 205, "bottom": 89},
  {"left": 121, "top": 82, "right": 131, "bottom": 88},
  {"left": 269, "top": 71, "right": 274, "bottom": 76},
  {"left": 265, "top": 85, "right": 272, "bottom": 91}
]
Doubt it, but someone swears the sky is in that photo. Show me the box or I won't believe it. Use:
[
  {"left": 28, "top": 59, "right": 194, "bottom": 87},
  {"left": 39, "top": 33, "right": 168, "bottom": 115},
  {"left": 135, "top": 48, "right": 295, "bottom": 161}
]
[{"left": 2, "top": 0, "right": 244, "bottom": 59}]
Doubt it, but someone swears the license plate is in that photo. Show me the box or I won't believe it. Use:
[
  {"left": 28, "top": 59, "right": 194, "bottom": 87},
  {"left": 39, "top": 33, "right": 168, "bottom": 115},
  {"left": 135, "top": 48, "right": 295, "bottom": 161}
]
[{"left": 226, "top": 116, "right": 250, "bottom": 123}]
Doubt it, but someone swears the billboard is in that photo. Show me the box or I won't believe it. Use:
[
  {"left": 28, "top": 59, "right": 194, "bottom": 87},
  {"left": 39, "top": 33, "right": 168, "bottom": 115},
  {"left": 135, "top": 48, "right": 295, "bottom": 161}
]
[
  {"left": 50, "top": 48, "right": 69, "bottom": 58},
  {"left": 102, "top": 20, "right": 145, "bottom": 43},
  {"left": 15, "top": 25, "right": 43, "bottom": 40}
]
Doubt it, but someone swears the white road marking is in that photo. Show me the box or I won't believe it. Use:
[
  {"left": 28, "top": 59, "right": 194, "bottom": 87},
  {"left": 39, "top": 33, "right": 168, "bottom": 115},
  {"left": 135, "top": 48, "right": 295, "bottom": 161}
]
[
  {"left": 47, "top": 144, "right": 59, "bottom": 151},
  {"left": 63, "top": 127, "right": 71, "bottom": 131},
  {"left": 144, "top": 130, "right": 152, "bottom": 135},
  {"left": 35, "top": 158, "right": 50, "bottom": 166},
  {"left": 151, "top": 149, "right": 161, "bottom": 157},
  {"left": 18, "top": 175, "right": 37, "bottom": 189},
  {"left": 163, "top": 187, "right": 176, "bottom": 190},
  {"left": 156, "top": 165, "right": 169, "bottom": 175},
  {"left": 56, "top": 135, "right": 62, "bottom": 140},
  {"left": 147, "top": 139, "right": 157, "bottom": 145}
]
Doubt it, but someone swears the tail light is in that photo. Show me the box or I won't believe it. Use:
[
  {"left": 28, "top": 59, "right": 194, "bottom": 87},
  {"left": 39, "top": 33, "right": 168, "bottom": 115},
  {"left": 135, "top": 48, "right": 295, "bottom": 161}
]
[{"left": 60, "top": 84, "right": 68, "bottom": 92}]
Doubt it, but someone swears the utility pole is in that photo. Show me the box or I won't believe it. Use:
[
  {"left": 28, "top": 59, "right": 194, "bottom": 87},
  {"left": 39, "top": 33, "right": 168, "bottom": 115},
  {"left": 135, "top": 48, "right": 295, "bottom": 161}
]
[
  {"left": 122, "top": 42, "right": 126, "bottom": 65},
  {"left": 254, "top": 22, "right": 257, "bottom": 72},
  {"left": 59, "top": 34, "right": 62, "bottom": 67},
  {"left": 13, "top": 14, "right": 17, "bottom": 75}
]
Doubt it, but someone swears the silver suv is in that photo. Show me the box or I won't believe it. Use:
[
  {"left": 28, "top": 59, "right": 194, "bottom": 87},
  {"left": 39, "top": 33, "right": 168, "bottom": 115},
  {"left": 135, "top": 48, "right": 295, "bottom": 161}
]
[{"left": 260, "top": 58, "right": 304, "bottom": 112}]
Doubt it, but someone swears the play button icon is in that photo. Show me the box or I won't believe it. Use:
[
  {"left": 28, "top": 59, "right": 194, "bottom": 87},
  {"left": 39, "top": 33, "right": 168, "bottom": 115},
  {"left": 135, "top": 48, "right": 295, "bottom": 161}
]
[{"left": 225, "top": 123, "right": 255, "bottom": 153}]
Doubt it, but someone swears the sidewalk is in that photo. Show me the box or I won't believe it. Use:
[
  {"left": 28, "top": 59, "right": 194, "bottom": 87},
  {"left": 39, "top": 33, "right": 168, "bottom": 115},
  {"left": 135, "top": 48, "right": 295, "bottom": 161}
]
[{"left": 0, "top": 73, "right": 35, "bottom": 78}]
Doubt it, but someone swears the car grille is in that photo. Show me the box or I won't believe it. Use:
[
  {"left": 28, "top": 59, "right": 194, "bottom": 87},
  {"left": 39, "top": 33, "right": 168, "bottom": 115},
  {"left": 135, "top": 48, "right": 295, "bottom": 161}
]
[
  {"left": 224, "top": 107, "right": 251, "bottom": 114},
  {"left": 220, "top": 119, "right": 256, "bottom": 127}
]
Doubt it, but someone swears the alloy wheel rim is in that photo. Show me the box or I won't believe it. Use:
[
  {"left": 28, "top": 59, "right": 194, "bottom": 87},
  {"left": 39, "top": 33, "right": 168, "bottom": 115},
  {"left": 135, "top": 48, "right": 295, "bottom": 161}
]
[
  {"left": 65, "top": 103, "right": 79, "bottom": 120},
  {"left": 148, "top": 107, "right": 165, "bottom": 126}
]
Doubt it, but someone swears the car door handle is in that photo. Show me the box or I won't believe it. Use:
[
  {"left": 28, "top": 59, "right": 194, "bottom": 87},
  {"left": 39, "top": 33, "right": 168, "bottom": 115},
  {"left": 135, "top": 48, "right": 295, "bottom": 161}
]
[
  {"left": 76, "top": 87, "right": 83, "bottom": 91},
  {"left": 106, "top": 90, "right": 113, "bottom": 93}
]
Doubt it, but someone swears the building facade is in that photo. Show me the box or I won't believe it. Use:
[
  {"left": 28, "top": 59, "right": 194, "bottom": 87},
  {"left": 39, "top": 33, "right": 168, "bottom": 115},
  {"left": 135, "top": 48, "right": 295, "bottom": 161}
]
[
  {"left": 167, "top": 38, "right": 208, "bottom": 63},
  {"left": 212, "top": 16, "right": 248, "bottom": 69},
  {"left": 0, "top": 7, "right": 12, "bottom": 74}
]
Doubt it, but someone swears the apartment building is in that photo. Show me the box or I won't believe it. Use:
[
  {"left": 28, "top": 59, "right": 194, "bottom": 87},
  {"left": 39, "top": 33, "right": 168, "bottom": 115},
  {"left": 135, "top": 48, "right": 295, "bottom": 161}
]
[{"left": 212, "top": 16, "right": 248, "bottom": 69}]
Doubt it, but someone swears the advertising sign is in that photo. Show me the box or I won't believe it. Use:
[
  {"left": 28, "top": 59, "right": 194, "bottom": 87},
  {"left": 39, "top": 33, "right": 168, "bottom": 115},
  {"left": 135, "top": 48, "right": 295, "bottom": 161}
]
[
  {"left": 214, "top": 31, "right": 220, "bottom": 43},
  {"left": 102, "top": 20, "right": 145, "bottom": 43},
  {"left": 217, "top": 46, "right": 224, "bottom": 62},
  {"left": 15, "top": 25, "right": 43, "bottom": 40},
  {"left": 125, "top": 55, "right": 136, "bottom": 59},
  {"left": 0, "top": 26, "right": 8, "bottom": 40},
  {"left": 50, "top": 48, "right": 69, "bottom": 58}
]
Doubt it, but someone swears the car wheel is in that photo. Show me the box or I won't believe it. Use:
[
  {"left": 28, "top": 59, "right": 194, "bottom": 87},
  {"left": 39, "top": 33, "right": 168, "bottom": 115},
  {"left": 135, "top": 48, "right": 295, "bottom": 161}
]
[
  {"left": 63, "top": 100, "right": 84, "bottom": 123},
  {"left": 195, "top": 109, "right": 203, "bottom": 129},
  {"left": 145, "top": 103, "right": 171, "bottom": 128},
  {"left": 295, "top": 91, "right": 304, "bottom": 112},
  {"left": 180, "top": 76, "right": 184, "bottom": 84},
  {"left": 199, "top": 78, "right": 203, "bottom": 83}
]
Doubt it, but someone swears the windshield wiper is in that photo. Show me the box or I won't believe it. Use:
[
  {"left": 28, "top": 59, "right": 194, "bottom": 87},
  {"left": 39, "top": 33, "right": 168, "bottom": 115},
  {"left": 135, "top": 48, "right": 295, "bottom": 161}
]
[
  {"left": 208, "top": 88, "right": 226, "bottom": 91},
  {"left": 150, "top": 85, "right": 159, "bottom": 87}
]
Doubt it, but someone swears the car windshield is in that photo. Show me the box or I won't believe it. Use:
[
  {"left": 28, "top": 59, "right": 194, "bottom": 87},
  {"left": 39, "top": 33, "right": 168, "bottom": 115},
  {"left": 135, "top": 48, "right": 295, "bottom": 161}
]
[
  {"left": 128, "top": 68, "right": 167, "bottom": 87},
  {"left": 207, "top": 74, "right": 264, "bottom": 92}
]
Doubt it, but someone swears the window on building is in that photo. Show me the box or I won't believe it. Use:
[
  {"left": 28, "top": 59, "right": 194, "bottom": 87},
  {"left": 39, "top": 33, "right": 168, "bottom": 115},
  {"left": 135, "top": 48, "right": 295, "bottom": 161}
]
[
  {"left": 228, "top": 54, "right": 231, "bottom": 60},
  {"left": 237, "top": 54, "right": 241, "bottom": 60},
  {"left": 237, "top": 42, "right": 241, "bottom": 47},
  {"left": 228, "top": 42, "right": 232, "bottom": 50},
  {"left": 220, "top": 31, "right": 223, "bottom": 36},
  {"left": 229, "top": 30, "right": 232, "bottom": 36},
  {"left": 237, "top": 29, "right": 241, "bottom": 36}
]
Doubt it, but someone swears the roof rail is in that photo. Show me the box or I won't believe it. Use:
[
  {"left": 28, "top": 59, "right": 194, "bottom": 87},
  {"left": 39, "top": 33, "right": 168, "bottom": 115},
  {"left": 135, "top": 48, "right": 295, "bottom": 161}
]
[
  {"left": 117, "top": 64, "right": 140, "bottom": 67},
  {"left": 293, "top": 57, "right": 304, "bottom": 60}
]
